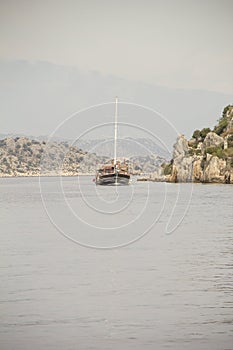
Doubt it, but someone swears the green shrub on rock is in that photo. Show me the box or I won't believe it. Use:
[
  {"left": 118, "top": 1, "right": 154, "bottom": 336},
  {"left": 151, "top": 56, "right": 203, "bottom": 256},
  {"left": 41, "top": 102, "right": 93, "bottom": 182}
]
[
  {"left": 192, "top": 129, "right": 201, "bottom": 140},
  {"left": 214, "top": 105, "right": 233, "bottom": 135},
  {"left": 214, "top": 119, "right": 228, "bottom": 135},
  {"left": 200, "top": 128, "right": 211, "bottom": 140},
  {"left": 163, "top": 163, "right": 173, "bottom": 175},
  {"left": 205, "top": 146, "right": 224, "bottom": 158}
]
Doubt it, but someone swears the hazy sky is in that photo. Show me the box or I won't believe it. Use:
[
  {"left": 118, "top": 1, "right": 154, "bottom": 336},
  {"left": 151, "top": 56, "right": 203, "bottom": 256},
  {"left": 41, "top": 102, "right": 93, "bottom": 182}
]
[
  {"left": 0, "top": 0, "right": 232, "bottom": 145},
  {"left": 1, "top": 0, "right": 232, "bottom": 93}
]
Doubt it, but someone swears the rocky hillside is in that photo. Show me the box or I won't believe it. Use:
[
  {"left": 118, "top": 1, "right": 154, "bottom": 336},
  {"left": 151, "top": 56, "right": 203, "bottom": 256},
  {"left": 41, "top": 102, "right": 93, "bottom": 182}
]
[
  {"left": 129, "top": 154, "right": 166, "bottom": 175},
  {"left": 0, "top": 137, "right": 166, "bottom": 177},
  {"left": 0, "top": 137, "right": 108, "bottom": 177},
  {"left": 163, "top": 105, "right": 233, "bottom": 183}
]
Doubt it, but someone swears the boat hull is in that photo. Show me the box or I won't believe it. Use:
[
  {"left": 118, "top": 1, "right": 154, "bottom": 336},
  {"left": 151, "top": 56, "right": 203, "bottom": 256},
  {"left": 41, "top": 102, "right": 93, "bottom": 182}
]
[{"left": 96, "top": 173, "right": 130, "bottom": 186}]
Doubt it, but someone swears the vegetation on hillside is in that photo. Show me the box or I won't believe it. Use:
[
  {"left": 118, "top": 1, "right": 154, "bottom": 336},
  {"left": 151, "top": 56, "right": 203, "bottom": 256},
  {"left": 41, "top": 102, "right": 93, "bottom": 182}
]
[
  {"left": 0, "top": 137, "right": 107, "bottom": 176},
  {"left": 161, "top": 161, "right": 173, "bottom": 175},
  {"left": 0, "top": 137, "right": 167, "bottom": 176},
  {"left": 192, "top": 127, "right": 211, "bottom": 142},
  {"left": 214, "top": 105, "right": 233, "bottom": 135},
  {"left": 188, "top": 105, "right": 233, "bottom": 162},
  {"left": 162, "top": 105, "right": 233, "bottom": 179}
]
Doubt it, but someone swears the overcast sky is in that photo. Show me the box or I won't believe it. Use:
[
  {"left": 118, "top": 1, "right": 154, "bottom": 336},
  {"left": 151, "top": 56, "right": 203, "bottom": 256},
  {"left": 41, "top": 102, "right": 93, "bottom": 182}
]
[{"left": 0, "top": 0, "right": 232, "bottom": 147}]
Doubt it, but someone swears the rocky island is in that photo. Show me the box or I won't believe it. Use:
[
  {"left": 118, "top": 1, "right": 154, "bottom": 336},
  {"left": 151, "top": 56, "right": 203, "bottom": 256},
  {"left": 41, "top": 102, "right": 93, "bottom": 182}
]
[{"left": 161, "top": 104, "right": 233, "bottom": 184}]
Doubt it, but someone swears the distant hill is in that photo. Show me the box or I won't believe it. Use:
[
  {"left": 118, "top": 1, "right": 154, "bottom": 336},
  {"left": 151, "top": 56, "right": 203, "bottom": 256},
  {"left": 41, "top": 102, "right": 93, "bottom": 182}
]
[
  {"left": 73, "top": 137, "right": 170, "bottom": 159},
  {"left": 0, "top": 137, "right": 107, "bottom": 177},
  {"left": 0, "top": 136, "right": 168, "bottom": 177}
]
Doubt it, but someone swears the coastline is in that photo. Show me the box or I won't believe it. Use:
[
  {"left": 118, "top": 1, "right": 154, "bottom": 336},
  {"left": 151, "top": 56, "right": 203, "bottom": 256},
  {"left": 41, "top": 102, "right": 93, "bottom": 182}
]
[{"left": 0, "top": 173, "right": 95, "bottom": 178}]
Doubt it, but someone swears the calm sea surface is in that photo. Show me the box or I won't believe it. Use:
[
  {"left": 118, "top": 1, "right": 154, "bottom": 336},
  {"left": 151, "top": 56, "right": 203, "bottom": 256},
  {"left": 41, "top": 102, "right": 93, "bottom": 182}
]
[{"left": 0, "top": 177, "right": 233, "bottom": 350}]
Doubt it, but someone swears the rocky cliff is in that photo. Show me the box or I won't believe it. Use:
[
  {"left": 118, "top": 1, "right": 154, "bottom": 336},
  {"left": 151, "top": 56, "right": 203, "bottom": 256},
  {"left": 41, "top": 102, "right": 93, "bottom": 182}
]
[{"left": 164, "top": 105, "right": 233, "bottom": 184}]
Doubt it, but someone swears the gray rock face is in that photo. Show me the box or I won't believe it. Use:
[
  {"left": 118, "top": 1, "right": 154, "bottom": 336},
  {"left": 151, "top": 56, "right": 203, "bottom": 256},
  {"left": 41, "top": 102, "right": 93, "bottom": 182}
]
[
  {"left": 155, "top": 106, "right": 233, "bottom": 184},
  {"left": 171, "top": 136, "right": 193, "bottom": 182},
  {"left": 173, "top": 157, "right": 194, "bottom": 182},
  {"left": 168, "top": 134, "right": 233, "bottom": 183},
  {"left": 173, "top": 135, "right": 189, "bottom": 158},
  {"left": 202, "top": 132, "right": 224, "bottom": 152},
  {"left": 203, "top": 155, "right": 226, "bottom": 183},
  {"left": 227, "top": 117, "right": 233, "bottom": 131}
]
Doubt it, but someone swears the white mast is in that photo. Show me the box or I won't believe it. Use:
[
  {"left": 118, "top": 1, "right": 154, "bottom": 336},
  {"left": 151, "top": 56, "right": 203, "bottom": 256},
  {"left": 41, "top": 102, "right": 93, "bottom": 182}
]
[{"left": 113, "top": 96, "right": 118, "bottom": 166}]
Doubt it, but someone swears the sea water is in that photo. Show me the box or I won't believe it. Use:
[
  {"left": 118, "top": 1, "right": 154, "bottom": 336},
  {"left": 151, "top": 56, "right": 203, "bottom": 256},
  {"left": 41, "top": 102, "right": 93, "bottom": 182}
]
[{"left": 0, "top": 177, "right": 232, "bottom": 349}]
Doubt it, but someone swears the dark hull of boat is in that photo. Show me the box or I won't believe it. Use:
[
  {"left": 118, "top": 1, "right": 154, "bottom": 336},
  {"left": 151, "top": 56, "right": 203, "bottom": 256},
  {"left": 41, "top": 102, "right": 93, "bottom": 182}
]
[{"left": 96, "top": 173, "right": 130, "bottom": 186}]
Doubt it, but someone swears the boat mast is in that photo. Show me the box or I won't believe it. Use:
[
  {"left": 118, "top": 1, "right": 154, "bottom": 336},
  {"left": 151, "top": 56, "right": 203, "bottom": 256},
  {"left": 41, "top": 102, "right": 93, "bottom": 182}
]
[{"left": 114, "top": 96, "right": 118, "bottom": 166}]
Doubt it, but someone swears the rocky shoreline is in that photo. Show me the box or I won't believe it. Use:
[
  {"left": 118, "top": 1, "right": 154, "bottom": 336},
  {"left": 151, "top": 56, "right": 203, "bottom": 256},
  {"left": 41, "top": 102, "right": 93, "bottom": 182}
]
[
  {"left": 139, "top": 105, "right": 233, "bottom": 184},
  {"left": 0, "top": 173, "right": 94, "bottom": 178}
]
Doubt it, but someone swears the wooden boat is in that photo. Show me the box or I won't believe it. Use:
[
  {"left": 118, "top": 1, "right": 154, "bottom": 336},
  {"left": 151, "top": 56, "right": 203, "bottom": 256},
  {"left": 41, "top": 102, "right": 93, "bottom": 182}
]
[
  {"left": 96, "top": 160, "right": 130, "bottom": 185},
  {"left": 95, "top": 97, "right": 130, "bottom": 185}
]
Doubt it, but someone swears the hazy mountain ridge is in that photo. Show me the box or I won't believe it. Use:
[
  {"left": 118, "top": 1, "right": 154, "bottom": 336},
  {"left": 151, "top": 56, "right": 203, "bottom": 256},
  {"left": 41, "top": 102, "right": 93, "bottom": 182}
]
[
  {"left": 74, "top": 137, "right": 170, "bottom": 159},
  {"left": 1, "top": 60, "right": 232, "bottom": 145}
]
